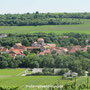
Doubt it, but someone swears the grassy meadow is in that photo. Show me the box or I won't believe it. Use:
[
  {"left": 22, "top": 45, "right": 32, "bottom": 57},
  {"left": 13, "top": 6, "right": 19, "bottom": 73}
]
[
  {"left": 0, "top": 68, "right": 26, "bottom": 76},
  {"left": 0, "top": 19, "right": 90, "bottom": 34},
  {"left": 0, "top": 69, "right": 90, "bottom": 90}
]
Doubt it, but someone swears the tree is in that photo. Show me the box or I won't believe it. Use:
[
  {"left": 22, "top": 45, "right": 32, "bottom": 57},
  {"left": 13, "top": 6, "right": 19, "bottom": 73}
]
[
  {"left": 0, "top": 61, "right": 8, "bottom": 68},
  {"left": 24, "top": 54, "right": 40, "bottom": 68},
  {"left": 87, "top": 47, "right": 90, "bottom": 53},
  {"left": 40, "top": 55, "right": 54, "bottom": 68},
  {"left": 24, "top": 51, "right": 29, "bottom": 55},
  {"left": 69, "top": 60, "right": 85, "bottom": 75},
  {"left": 36, "top": 11, "right": 39, "bottom": 14}
]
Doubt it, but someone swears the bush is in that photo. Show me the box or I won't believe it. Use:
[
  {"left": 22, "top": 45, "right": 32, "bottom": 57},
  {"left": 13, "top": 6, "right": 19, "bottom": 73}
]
[
  {"left": 0, "top": 86, "right": 19, "bottom": 90},
  {"left": 42, "top": 68, "right": 54, "bottom": 73},
  {"left": 78, "top": 84, "right": 87, "bottom": 90},
  {"left": 56, "top": 69, "right": 69, "bottom": 75}
]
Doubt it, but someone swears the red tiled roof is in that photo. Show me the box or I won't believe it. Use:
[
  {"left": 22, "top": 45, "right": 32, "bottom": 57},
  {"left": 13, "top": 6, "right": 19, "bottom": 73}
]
[
  {"left": 47, "top": 44, "right": 56, "bottom": 48},
  {"left": 69, "top": 46, "right": 81, "bottom": 53},
  {"left": 83, "top": 47, "right": 87, "bottom": 51},
  {"left": 34, "top": 42, "right": 38, "bottom": 44},
  {"left": 21, "top": 54, "right": 25, "bottom": 56},
  {"left": 38, "top": 38, "right": 44, "bottom": 41},
  {"left": 60, "top": 47, "right": 68, "bottom": 52},
  {"left": 44, "top": 49, "right": 51, "bottom": 54},
  {"left": 9, "top": 49, "right": 23, "bottom": 54},
  {"left": 26, "top": 47, "right": 40, "bottom": 50},
  {"left": 16, "top": 45, "right": 26, "bottom": 49},
  {"left": 0, "top": 47, "right": 8, "bottom": 52},
  {"left": 40, "top": 52, "right": 45, "bottom": 55},
  {"left": 72, "top": 46, "right": 81, "bottom": 49},
  {"left": 15, "top": 43, "right": 22, "bottom": 46},
  {"left": 69, "top": 49, "right": 77, "bottom": 53},
  {"left": 9, "top": 49, "right": 25, "bottom": 58}
]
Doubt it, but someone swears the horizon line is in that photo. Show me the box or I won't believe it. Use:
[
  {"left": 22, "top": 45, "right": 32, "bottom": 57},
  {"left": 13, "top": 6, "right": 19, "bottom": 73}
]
[{"left": 0, "top": 11, "right": 90, "bottom": 14}]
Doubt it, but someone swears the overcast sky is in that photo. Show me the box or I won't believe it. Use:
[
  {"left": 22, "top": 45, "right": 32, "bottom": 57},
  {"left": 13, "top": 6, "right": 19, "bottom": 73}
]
[{"left": 0, "top": 0, "right": 90, "bottom": 14}]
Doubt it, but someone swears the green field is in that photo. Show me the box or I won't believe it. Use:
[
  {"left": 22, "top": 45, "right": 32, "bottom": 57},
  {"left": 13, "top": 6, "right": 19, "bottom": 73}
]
[
  {"left": 0, "top": 68, "right": 26, "bottom": 76},
  {"left": 0, "top": 69, "right": 90, "bottom": 90},
  {"left": 0, "top": 19, "right": 90, "bottom": 89},
  {"left": 0, "top": 19, "right": 90, "bottom": 34},
  {"left": 0, "top": 69, "right": 61, "bottom": 89}
]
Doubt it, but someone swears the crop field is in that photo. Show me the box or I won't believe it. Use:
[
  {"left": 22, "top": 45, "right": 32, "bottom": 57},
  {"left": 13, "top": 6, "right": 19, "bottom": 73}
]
[
  {"left": 0, "top": 69, "right": 90, "bottom": 90},
  {"left": 0, "top": 68, "right": 26, "bottom": 76},
  {"left": 0, "top": 69, "right": 61, "bottom": 89},
  {"left": 0, "top": 19, "right": 90, "bottom": 34}
]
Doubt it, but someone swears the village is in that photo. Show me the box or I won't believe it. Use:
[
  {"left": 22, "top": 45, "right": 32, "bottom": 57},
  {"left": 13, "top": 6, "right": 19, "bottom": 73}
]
[
  {"left": 0, "top": 1, "right": 90, "bottom": 89},
  {"left": 0, "top": 37, "right": 90, "bottom": 58}
]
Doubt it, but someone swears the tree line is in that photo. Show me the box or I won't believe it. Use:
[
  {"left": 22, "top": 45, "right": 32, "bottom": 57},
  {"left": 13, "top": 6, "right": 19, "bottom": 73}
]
[
  {"left": 1, "top": 12, "right": 89, "bottom": 26},
  {"left": 0, "top": 33, "right": 89, "bottom": 48},
  {"left": 0, "top": 49, "right": 90, "bottom": 76}
]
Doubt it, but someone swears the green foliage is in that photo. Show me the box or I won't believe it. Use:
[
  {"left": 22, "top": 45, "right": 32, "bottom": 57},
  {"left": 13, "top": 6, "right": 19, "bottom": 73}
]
[
  {"left": 57, "top": 69, "right": 69, "bottom": 75},
  {"left": 0, "top": 68, "right": 90, "bottom": 90},
  {"left": 0, "top": 68, "right": 25, "bottom": 75},
  {"left": 0, "top": 33, "right": 90, "bottom": 76},
  {"left": 0, "top": 20, "right": 90, "bottom": 34},
  {"left": 0, "top": 13, "right": 85, "bottom": 26},
  {"left": 87, "top": 48, "right": 90, "bottom": 53},
  {"left": 0, "top": 86, "right": 19, "bottom": 90},
  {"left": 0, "top": 32, "right": 88, "bottom": 47},
  {"left": 78, "top": 84, "right": 87, "bottom": 90},
  {"left": 24, "top": 51, "right": 29, "bottom": 55},
  {"left": 63, "top": 83, "right": 76, "bottom": 90},
  {"left": 24, "top": 54, "right": 40, "bottom": 68}
]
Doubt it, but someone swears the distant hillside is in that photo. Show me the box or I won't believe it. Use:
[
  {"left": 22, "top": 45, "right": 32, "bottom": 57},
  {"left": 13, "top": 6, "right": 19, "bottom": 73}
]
[{"left": 1, "top": 12, "right": 90, "bottom": 26}]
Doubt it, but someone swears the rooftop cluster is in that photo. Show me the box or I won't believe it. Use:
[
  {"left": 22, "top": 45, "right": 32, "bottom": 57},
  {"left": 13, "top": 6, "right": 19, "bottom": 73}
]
[{"left": 0, "top": 38, "right": 90, "bottom": 58}]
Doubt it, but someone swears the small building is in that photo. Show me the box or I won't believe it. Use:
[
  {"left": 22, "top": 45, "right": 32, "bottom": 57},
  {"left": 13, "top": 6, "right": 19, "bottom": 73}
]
[
  {"left": 9, "top": 49, "right": 25, "bottom": 58},
  {"left": 85, "top": 71, "right": 89, "bottom": 77},
  {"left": 39, "top": 52, "right": 45, "bottom": 55},
  {"left": 63, "top": 36, "right": 69, "bottom": 39},
  {"left": 85, "top": 38, "right": 90, "bottom": 44},
  {"left": 40, "top": 45, "right": 50, "bottom": 52},
  {"left": 40, "top": 44, "right": 56, "bottom": 52},
  {"left": 13, "top": 43, "right": 27, "bottom": 51},
  {"left": 32, "top": 42, "right": 39, "bottom": 47},
  {"left": 47, "top": 44, "right": 56, "bottom": 48},
  {"left": 26, "top": 47, "right": 40, "bottom": 53},
  {"left": 54, "top": 68, "right": 61, "bottom": 74},
  {"left": 64, "top": 71, "right": 71, "bottom": 78},
  {"left": 31, "top": 68, "right": 43, "bottom": 74},
  {"left": 64, "top": 72, "right": 78, "bottom": 78},
  {"left": 69, "top": 45, "right": 81, "bottom": 53},
  {"left": 37, "top": 38, "right": 45, "bottom": 45},
  {"left": 0, "top": 34, "right": 7, "bottom": 38},
  {"left": 51, "top": 47, "right": 68, "bottom": 55},
  {"left": 32, "top": 38, "right": 45, "bottom": 47},
  {"left": 0, "top": 47, "right": 8, "bottom": 53},
  {"left": 72, "top": 72, "right": 78, "bottom": 77}
]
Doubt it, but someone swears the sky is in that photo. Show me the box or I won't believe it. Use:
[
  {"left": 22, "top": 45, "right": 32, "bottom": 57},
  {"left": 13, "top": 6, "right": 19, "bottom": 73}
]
[{"left": 0, "top": 0, "right": 90, "bottom": 14}]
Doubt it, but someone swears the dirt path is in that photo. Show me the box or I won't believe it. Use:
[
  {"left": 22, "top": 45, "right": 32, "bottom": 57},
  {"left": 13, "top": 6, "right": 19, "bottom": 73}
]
[{"left": 16, "top": 68, "right": 29, "bottom": 76}]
